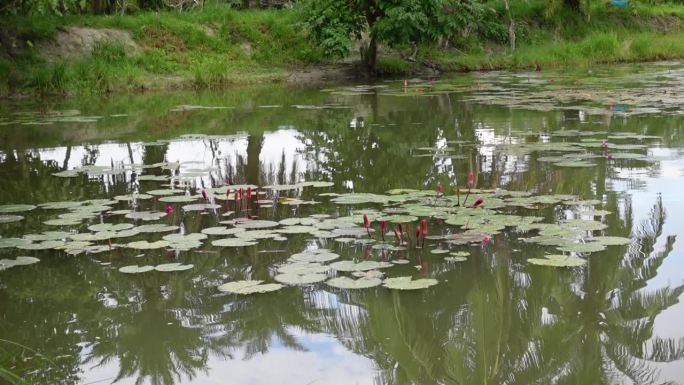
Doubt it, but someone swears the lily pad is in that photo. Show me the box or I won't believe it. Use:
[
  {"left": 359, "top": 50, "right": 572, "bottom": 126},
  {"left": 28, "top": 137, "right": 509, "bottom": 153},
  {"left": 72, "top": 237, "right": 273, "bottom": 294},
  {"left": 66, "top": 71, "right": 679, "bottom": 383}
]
[
  {"left": 114, "top": 194, "right": 153, "bottom": 201},
  {"left": 159, "top": 195, "right": 198, "bottom": 203},
  {"left": 155, "top": 263, "right": 194, "bottom": 272},
  {"left": 234, "top": 220, "right": 280, "bottom": 229},
  {"left": 217, "top": 280, "right": 283, "bottom": 295},
  {"left": 591, "top": 236, "right": 632, "bottom": 246},
  {"left": 127, "top": 240, "right": 170, "bottom": 249},
  {"left": 201, "top": 226, "right": 245, "bottom": 236},
  {"left": 383, "top": 276, "right": 438, "bottom": 290},
  {"left": 212, "top": 238, "right": 258, "bottom": 247},
  {"left": 289, "top": 250, "right": 340, "bottom": 263},
  {"left": 88, "top": 223, "right": 135, "bottom": 232},
  {"left": 557, "top": 242, "right": 607, "bottom": 253},
  {"left": 43, "top": 218, "right": 82, "bottom": 226},
  {"left": 0, "top": 215, "right": 23, "bottom": 224},
  {"left": 18, "top": 240, "right": 65, "bottom": 250},
  {"left": 274, "top": 273, "right": 328, "bottom": 285},
  {"left": 0, "top": 256, "right": 40, "bottom": 270},
  {"left": 163, "top": 233, "right": 208, "bottom": 242},
  {"left": 0, "top": 204, "right": 36, "bottom": 213},
  {"left": 119, "top": 265, "right": 155, "bottom": 274},
  {"left": 278, "top": 262, "right": 330, "bottom": 275},
  {"left": 133, "top": 224, "right": 179, "bottom": 233},
  {"left": 445, "top": 256, "right": 467, "bottom": 262},
  {"left": 182, "top": 203, "right": 221, "bottom": 211},
  {"left": 125, "top": 211, "right": 167, "bottom": 221},
  {"left": 329, "top": 260, "right": 393, "bottom": 272},
  {"left": 528, "top": 254, "right": 587, "bottom": 267},
  {"left": 326, "top": 276, "right": 382, "bottom": 289}
]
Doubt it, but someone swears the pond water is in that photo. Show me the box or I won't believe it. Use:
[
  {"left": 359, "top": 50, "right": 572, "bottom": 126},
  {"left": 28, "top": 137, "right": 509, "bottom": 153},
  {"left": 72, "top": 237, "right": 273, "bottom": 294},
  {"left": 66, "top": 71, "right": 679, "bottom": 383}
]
[{"left": 1, "top": 62, "right": 684, "bottom": 385}]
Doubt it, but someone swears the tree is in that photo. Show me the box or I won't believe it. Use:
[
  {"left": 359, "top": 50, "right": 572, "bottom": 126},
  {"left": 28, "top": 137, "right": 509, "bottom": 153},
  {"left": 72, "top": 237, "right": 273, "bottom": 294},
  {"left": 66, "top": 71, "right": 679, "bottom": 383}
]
[{"left": 302, "top": 0, "right": 483, "bottom": 75}]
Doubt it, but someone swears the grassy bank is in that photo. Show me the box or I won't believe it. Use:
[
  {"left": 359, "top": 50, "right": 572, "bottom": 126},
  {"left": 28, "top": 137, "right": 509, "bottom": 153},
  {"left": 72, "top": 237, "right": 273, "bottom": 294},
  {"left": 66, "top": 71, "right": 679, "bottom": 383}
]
[
  {"left": 0, "top": 7, "right": 328, "bottom": 96},
  {"left": 2, "top": 1, "right": 684, "bottom": 96}
]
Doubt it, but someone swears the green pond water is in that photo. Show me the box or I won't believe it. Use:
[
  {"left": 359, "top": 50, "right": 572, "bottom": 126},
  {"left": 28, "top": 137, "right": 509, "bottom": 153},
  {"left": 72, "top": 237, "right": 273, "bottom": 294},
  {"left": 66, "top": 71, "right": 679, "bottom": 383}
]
[{"left": 1, "top": 62, "right": 684, "bottom": 385}]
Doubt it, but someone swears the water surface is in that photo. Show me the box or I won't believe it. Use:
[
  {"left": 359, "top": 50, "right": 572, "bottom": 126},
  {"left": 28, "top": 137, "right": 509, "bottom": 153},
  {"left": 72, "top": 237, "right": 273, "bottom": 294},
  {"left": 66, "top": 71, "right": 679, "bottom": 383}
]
[{"left": 1, "top": 62, "right": 684, "bottom": 385}]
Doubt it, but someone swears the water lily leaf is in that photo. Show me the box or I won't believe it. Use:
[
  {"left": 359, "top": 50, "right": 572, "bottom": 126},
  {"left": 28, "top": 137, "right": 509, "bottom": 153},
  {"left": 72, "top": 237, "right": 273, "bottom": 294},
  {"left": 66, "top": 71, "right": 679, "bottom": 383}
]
[
  {"left": 39, "top": 201, "right": 84, "bottom": 210},
  {"left": 114, "top": 194, "right": 153, "bottom": 201},
  {"left": 278, "top": 262, "right": 330, "bottom": 275},
  {"left": 138, "top": 175, "right": 169, "bottom": 181},
  {"left": 217, "top": 280, "right": 283, "bottom": 295},
  {"left": 43, "top": 218, "right": 82, "bottom": 226},
  {"left": 0, "top": 215, "right": 23, "bottom": 223},
  {"left": 159, "top": 195, "right": 197, "bottom": 203},
  {"left": 386, "top": 188, "right": 420, "bottom": 195},
  {"left": 155, "top": 263, "right": 193, "bottom": 272},
  {"left": 18, "top": 240, "right": 65, "bottom": 250},
  {"left": 119, "top": 265, "right": 155, "bottom": 274},
  {"left": 352, "top": 270, "right": 385, "bottom": 278},
  {"left": 334, "top": 237, "right": 356, "bottom": 243},
  {"left": 0, "top": 256, "right": 40, "bottom": 270},
  {"left": 125, "top": 211, "right": 167, "bottom": 221},
  {"left": 235, "top": 230, "right": 280, "bottom": 240},
  {"left": 391, "top": 259, "right": 410, "bottom": 264},
  {"left": 553, "top": 161, "right": 596, "bottom": 168},
  {"left": 300, "top": 181, "right": 335, "bottom": 188},
  {"left": 201, "top": 226, "right": 246, "bottom": 236},
  {"left": 88, "top": 223, "right": 134, "bottom": 232},
  {"left": 24, "top": 231, "right": 71, "bottom": 241},
  {"left": 182, "top": 203, "right": 221, "bottom": 211},
  {"left": 329, "top": 260, "right": 393, "bottom": 272},
  {"left": 127, "top": 240, "right": 170, "bottom": 249},
  {"left": 528, "top": 254, "right": 587, "bottom": 267},
  {"left": 0, "top": 204, "right": 36, "bottom": 213},
  {"left": 163, "top": 233, "right": 208, "bottom": 242},
  {"left": 234, "top": 220, "right": 280, "bottom": 229},
  {"left": 450, "top": 251, "right": 470, "bottom": 257},
  {"left": 289, "top": 250, "right": 340, "bottom": 263},
  {"left": 133, "top": 224, "right": 179, "bottom": 233},
  {"left": 445, "top": 256, "right": 467, "bottom": 262},
  {"left": 326, "top": 276, "right": 382, "bottom": 289},
  {"left": 278, "top": 225, "right": 317, "bottom": 234},
  {"left": 274, "top": 273, "right": 328, "bottom": 285},
  {"left": 562, "top": 219, "right": 608, "bottom": 231},
  {"left": 590, "top": 236, "right": 632, "bottom": 246},
  {"left": 212, "top": 238, "right": 257, "bottom": 247},
  {"left": 430, "top": 248, "right": 449, "bottom": 254},
  {"left": 383, "top": 276, "right": 438, "bottom": 290},
  {"left": 378, "top": 215, "right": 418, "bottom": 223},
  {"left": 557, "top": 242, "right": 607, "bottom": 253},
  {"left": 146, "top": 189, "right": 183, "bottom": 196}
]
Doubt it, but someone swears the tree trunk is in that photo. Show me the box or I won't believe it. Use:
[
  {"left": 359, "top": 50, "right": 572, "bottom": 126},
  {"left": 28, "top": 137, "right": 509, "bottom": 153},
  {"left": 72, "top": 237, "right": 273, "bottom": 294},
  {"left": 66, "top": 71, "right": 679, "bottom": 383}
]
[
  {"left": 365, "top": 34, "right": 377, "bottom": 75},
  {"left": 565, "top": 0, "right": 581, "bottom": 12}
]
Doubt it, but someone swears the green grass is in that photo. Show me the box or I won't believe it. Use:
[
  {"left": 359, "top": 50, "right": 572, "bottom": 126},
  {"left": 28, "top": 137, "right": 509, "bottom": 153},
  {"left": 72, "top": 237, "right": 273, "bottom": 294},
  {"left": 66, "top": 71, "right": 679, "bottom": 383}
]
[
  {"left": 0, "top": 6, "right": 326, "bottom": 96},
  {"left": 3, "top": 1, "right": 684, "bottom": 96}
]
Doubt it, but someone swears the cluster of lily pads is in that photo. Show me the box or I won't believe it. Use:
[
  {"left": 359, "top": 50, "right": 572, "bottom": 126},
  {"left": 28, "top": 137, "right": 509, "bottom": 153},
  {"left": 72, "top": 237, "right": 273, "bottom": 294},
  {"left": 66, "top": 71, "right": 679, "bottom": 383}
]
[{"left": 0, "top": 150, "right": 636, "bottom": 294}]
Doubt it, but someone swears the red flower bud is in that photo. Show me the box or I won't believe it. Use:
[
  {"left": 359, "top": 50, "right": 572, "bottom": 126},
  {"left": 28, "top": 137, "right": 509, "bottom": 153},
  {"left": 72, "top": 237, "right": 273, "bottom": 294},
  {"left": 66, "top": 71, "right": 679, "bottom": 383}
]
[
  {"left": 467, "top": 171, "right": 475, "bottom": 189},
  {"left": 420, "top": 219, "right": 428, "bottom": 236},
  {"left": 472, "top": 196, "right": 484, "bottom": 208},
  {"left": 363, "top": 214, "right": 370, "bottom": 229},
  {"left": 201, "top": 189, "right": 208, "bottom": 200},
  {"left": 437, "top": 182, "right": 443, "bottom": 194},
  {"left": 164, "top": 205, "right": 174, "bottom": 215},
  {"left": 482, "top": 234, "right": 491, "bottom": 244}
]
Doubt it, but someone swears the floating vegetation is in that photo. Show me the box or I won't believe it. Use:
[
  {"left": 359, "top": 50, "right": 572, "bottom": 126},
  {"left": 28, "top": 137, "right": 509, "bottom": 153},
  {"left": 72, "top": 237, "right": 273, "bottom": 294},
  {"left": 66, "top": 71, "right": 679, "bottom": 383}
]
[
  {"left": 0, "top": 204, "right": 36, "bottom": 213},
  {"left": 119, "top": 265, "right": 155, "bottom": 274},
  {"left": 383, "top": 276, "right": 438, "bottom": 290},
  {"left": 326, "top": 276, "right": 382, "bottom": 289},
  {"left": 0, "top": 215, "right": 23, "bottom": 223},
  {"left": 155, "top": 263, "right": 194, "bottom": 272},
  {"left": 0, "top": 256, "right": 40, "bottom": 270},
  {"left": 217, "top": 280, "right": 284, "bottom": 295},
  {"left": 527, "top": 254, "right": 587, "bottom": 267}
]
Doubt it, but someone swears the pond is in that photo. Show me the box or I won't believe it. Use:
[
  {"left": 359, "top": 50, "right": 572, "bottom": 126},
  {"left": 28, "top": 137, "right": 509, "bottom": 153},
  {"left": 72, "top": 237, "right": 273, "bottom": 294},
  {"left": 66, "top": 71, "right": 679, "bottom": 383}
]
[{"left": 1, "top": 62, "right": 684, "bottom": 385}]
